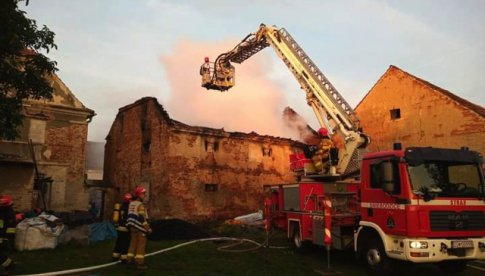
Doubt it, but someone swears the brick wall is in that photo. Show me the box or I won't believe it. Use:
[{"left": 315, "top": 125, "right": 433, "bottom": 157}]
[
  {"left": 162, "top": 131, "right": 296, "bottom": 220},
  {"left": 104, "top": 97, "right": 301, "bottom": 221},
  {"left": 44, "top": 122, "right": 90, "bottom": 210}
]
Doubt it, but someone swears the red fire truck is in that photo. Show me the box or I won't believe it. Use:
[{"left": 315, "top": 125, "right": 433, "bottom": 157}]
[
  {"left": 201, "top": 24, "right": 485, "bottom": 274},
  {"left": 269, "top": 147, "right": 485, "bottom": 274}
]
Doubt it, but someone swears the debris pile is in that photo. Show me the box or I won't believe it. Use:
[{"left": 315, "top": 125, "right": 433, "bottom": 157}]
[
  {"left": 15, "top": 213, "right": 64, "bottom": 251},
  {"left": 148, "top": 219, "right": 209, "bottom": 240},
  {"left": 225, "top": 210, "right": 264, "bottom": 226}
]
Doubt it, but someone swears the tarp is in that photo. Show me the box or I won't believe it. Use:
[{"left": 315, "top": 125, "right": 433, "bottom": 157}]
[
  {"left": 89, "top": 221, "right": 117, "bottom": 242},
  {"left": 15, "top": 213, "right": 64, "bottom": 251}
]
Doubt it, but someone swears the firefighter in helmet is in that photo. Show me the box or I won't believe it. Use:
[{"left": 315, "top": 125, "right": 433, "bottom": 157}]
[
  {"left": 112, "top": 192, "right": 132, "bottom": 262},
  {"left": 200, "top": 57, "right": 212, "bottom": 88},
  {"left": 0, "top": 195, "right": 16, "bottom": 274},
  {"left": 200, "top": 57, "right": 211, "bottom": 75},
  {"left": 312, "top": 128, "right": 333, "bottom": 173},
  {"left": 126, "top": 186, "right": 151, "bottom": 270}
]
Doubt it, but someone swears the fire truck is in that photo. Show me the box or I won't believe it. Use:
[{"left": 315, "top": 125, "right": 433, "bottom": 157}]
[{"left": 200, "top": 24, "right": 485, "bottom": 274}]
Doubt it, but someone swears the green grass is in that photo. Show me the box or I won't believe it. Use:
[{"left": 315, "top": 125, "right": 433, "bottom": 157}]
[{"left": 9, "top": 224, "right": 485, "bottom": 275}]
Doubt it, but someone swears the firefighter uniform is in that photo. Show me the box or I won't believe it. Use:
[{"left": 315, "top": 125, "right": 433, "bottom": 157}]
[
  {"left": 0, "top": 197, "right": 16, "bottom": 274},
  {"left": 312, "top": 137, "right": 332, "bottom": 173},
  {"left": 112, "top": 197, "right": 131, "bottom": 262},
  {"left": 126, "top": 190, "right": 150, "bottom": 269}
]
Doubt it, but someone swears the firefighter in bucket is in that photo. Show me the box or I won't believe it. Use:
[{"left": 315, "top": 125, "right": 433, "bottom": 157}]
[{"left": 200, "top": 57, "right": 212, "bottom": 87}]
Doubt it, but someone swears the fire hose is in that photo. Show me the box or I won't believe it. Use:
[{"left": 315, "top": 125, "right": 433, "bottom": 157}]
[{"left": 14, "top": 237, "right": 287, "bottom": 276}]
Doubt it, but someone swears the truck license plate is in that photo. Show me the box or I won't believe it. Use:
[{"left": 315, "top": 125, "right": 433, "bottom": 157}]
[{"left": 451, "top": 240, "right": 473, "bottom": 249}]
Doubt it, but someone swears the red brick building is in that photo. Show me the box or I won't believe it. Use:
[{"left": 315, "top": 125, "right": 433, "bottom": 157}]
[
  {"left": 0, "top": 74, "right": 95, "bottom": 211},
  {"left": 356, "top": 65, "right": 484, "bottom": 156},
  {"left": 104, "top": 97, "right": 303, "bottom": 221}
]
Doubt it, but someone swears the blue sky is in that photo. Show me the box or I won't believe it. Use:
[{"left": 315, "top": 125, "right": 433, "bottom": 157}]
[{"left": 24, "top": 0, "right": 485, "bottom": 141}]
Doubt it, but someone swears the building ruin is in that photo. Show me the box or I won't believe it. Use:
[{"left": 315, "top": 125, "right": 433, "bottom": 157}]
[{"left": 104, "top": 97, "right": 304, "bottom": 221}]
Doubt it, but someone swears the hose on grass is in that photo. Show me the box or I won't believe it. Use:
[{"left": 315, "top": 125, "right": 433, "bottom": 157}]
[{"left": 14, "top": 237, "right": 287, "bottom": 276}]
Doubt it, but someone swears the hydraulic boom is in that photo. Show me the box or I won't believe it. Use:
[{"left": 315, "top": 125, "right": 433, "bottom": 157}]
[{"left": 201, "top": 24, "right": 369, "bottom": 176}]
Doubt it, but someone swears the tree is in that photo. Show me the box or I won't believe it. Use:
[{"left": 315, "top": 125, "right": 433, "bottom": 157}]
[{"left": 0, "top": 0, "right": 58, "bottom": 140}]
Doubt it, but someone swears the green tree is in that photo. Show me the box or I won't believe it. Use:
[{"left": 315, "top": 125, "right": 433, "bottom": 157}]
[{"left": 0, "top": 0, "right": 58, "bottom": 140}]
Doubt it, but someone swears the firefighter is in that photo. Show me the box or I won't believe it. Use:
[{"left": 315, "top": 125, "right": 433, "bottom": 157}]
[
  {"left": 112, "top": 192, "right": 132, "bottom": 263},
  {"left": 200, "top": 57, "right": 212, "bottom": 87},
  {"left": 0, "top": 195, "right": 16, "bottom": 275},
  {"left": 200, "top": 57, "right": 211, "bottom": 75},
  {"left": 126, "top": 186, "right": 151, "bottom": 270},
  {"left": 312, "top": 128, "right": 333, "bottom": 173}
]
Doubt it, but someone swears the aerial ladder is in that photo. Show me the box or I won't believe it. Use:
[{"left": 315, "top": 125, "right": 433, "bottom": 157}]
[{"left": 200, "top": 24, "right": 369, "bottom": 177}]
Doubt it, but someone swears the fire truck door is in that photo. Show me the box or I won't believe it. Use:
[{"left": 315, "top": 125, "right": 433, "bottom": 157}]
[{"left": 362, "top": 159, "right": 407, "bottom": 236}]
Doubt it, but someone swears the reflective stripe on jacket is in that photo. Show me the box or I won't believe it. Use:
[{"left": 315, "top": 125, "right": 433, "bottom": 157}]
[{"left": 126, "top": 200, "right": 149, "bottom": 233}]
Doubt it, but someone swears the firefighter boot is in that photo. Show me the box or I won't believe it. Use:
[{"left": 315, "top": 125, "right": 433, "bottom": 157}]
[
  {"left": 135, "top": 255, "right": 147, "bottom": 270},
  {"left": 112, "top": 252, "right": 121, "bottom": 262}
]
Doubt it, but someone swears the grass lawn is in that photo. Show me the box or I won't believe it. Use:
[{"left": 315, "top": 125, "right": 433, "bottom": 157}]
[{"left": 10, "top": 224, "right": 485, "bottom": 276}]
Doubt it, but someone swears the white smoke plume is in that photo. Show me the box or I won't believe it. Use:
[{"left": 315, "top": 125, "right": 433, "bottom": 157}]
[
  {"left": 160, "top": 38, "right": 297, "bottom": 138},
  {"left": 282, "top": 107, "right": 319, "bottom": 144}
]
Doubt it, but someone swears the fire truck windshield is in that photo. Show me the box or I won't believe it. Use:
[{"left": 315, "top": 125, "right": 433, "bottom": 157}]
[{"left": 408, "top": 161, "right": 484, "bottom": 198}]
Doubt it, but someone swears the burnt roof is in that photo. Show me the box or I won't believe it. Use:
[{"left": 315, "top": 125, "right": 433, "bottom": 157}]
[
  {"left": 357, "top": 65, "right": 485, "bottom": 118},
  {"left": 116, "top": 97, "right": 304, "bottom": 146}
]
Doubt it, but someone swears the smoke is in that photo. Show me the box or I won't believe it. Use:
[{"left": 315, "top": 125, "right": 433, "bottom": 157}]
[
  {"left": 160, "top": 39, "right": 296, "bottom": 138},
  {"left": 282, "top": 107, "right": 319, "bottom": 144}
]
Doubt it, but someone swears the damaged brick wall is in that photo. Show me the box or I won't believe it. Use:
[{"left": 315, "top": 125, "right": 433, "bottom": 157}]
[
  {"left": 104, "top": 98, "right": 171, "bottom": 218},
  {"left": 104, "top": 97, "right": 301, "bottom": 221},
  {"left": 356, "top": 66, "right": 485, "bottom": 156},
  {"left": 44, "top": 121, "right": 90, "bottom": 210},
  {"left": 164, "top": 131, "right": 296, "bottom": 220},
  {"left": 0, "top": 114, "right": 92, "bottom": 211}
]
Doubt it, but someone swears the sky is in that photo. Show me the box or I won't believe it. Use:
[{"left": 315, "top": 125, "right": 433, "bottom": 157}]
[{"left": 23, "top": 0, "right": 485, "bottom": 142}]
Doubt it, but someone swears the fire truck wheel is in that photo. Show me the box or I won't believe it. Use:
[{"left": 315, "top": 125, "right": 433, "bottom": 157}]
[
  {"left": 291, "top": 227, "right": 311, "bottom": 252},
  {"left": 363, "top": 237, "right": 393, "bottom": 275},
  {"left": 437, "top": 260, "right": 467, "bottom": 274}
]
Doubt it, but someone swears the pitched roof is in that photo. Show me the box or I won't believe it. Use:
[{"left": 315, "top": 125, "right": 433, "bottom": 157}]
[
  {"left": 356, "top": 65, "right": 485, "bottom": 118},
  {"left": 18, "top": 49, "right": 95, "bottom": 116}
]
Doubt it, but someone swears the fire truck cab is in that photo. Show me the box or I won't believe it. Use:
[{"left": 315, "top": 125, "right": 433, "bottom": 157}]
[{"left": 357, "top": 147, "right": 485, "bottom": 272}]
